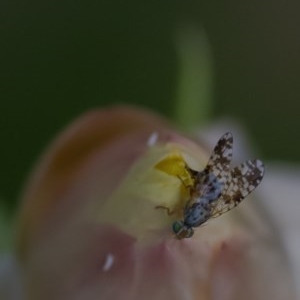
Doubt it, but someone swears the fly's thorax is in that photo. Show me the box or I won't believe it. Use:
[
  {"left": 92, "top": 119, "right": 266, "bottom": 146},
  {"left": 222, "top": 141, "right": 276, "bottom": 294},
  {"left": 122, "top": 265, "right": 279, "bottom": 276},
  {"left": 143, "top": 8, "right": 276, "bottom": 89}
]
[
  {"left": 183, "top": 201, "right": 210, "bottom": 228},
  {"left": 193, "top": 172, "right": 224, "bottom": 203},
  {"left": 184, "top": 171, "right": 225, "bottom": 228}
]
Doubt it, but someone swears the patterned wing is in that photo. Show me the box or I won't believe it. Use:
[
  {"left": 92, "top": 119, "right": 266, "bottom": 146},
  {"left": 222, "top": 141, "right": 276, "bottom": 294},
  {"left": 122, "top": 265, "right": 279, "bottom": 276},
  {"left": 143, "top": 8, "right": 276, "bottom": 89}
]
[
  {"left": 186, "top": 132, "right": 234, "bottom": 201},
  {"left": 187, "top": 132, "right": 233, "bottom": 179},
  {"left": 209, "top": 159, "right": 265, "bottom": 217},
  {"left": 204, "top": 132, "right": 233, "bottom": 177}
]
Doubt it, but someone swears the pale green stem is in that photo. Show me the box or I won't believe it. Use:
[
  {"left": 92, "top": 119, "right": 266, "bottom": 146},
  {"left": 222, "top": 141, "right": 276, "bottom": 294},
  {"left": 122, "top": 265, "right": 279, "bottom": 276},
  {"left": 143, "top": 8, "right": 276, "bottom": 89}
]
[{"left": 174, "top": 26, "right": 214, "bottom": 129}]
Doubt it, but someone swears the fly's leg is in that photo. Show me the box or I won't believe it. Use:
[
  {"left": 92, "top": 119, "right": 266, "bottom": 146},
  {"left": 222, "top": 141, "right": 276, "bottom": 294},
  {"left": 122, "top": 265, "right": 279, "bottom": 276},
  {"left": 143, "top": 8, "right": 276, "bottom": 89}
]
[
  {"left": 155, "top": 205, "right": 174, "bottom": 215},
  {"left": 155, "top": 205, "right": 185, "bottom": 216},
  {"left": 176, "top": 175, "right": 193, "bottom": 189},
  {"left": 155, "top": 173, "right": 193, "bottom": 216},
  {"left": 176, "top": 175, "right": 195, "bottom": 197}
]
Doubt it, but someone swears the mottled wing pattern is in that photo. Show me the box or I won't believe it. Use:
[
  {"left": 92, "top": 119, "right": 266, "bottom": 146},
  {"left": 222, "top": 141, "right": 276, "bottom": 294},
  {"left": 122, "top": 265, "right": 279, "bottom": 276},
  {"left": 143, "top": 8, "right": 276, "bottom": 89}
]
[
  {"left": 186, "top": 132, "right": 233, "bottom": 187},
  {"left": 204, "top": 132, "right": 233, "bottom": 177},
  {"left": 210, "top": 159, "right": 265, "bottom": 217},
  {"left": 186, "top": 132, "right": 234, "bottom": 200}
]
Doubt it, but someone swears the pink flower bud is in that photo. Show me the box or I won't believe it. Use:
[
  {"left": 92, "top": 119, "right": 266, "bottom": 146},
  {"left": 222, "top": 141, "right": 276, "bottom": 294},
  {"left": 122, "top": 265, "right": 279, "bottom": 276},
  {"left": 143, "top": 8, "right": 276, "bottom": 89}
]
[{"left": 15, "top": 106, "right": 295, "bottom": 300}]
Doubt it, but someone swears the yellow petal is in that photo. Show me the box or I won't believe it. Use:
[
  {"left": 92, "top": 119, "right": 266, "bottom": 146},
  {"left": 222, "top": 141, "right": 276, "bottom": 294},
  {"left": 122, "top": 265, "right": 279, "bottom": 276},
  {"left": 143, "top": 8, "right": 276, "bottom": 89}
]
[{"left": 93, "top": 139, "right": 206, "bottom": 242}]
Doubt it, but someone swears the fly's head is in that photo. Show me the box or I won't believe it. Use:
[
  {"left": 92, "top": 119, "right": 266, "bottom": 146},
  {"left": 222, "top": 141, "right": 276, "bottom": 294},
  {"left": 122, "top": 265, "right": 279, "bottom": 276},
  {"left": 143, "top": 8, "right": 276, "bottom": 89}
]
[{"left": 172, "top": 220, "right": 194, "bottom": 239}]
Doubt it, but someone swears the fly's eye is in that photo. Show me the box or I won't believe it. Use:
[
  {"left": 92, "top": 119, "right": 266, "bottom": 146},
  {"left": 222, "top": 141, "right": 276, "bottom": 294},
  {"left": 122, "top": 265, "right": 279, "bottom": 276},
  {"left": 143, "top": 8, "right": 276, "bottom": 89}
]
[
  {"left": 173, "top": 221, "right": 194, "bottom": 239},
  {"left": 172, "top": 221, "right": 184, "bottom": 234}
]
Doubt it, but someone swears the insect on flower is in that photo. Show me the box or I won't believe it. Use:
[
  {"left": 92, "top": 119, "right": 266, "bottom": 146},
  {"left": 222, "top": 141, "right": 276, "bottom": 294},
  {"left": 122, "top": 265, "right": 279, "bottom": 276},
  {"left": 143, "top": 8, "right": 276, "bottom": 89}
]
[{"left": 157, "top": 132, "right": 265, "bottom": 239}]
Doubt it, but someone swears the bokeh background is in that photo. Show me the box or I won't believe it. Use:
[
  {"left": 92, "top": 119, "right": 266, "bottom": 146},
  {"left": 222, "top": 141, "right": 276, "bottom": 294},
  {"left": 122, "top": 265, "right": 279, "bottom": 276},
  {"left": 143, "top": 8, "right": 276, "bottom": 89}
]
[{"left": 0, "top": 0, "right": 299, "bottom": 214}]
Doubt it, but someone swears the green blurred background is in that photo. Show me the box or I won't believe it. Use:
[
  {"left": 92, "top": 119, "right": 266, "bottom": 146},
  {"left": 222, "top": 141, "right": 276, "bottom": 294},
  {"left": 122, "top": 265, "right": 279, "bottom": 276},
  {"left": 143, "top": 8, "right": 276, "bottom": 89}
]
[{"left": 0, "top": 0, "right": 299, "bottom": 212}]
